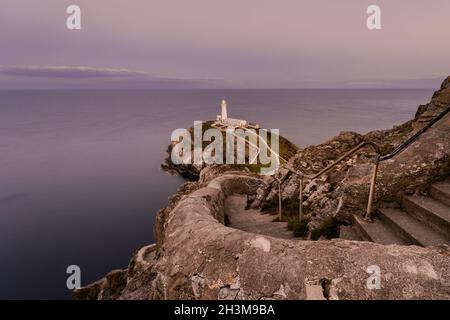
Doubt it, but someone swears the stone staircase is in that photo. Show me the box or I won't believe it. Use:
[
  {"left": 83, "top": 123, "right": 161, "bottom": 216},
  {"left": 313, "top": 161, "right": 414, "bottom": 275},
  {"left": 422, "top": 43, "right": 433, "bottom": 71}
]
[
  {"left": 340, "top": 179, "right": 450, "bottom": 247},
  {"left": 225, "top": 194, "right": 296, "bottom": 240}
]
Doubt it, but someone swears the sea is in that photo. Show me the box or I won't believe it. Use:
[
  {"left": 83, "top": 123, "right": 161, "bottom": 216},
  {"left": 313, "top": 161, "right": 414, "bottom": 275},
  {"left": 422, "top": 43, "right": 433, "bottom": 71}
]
[{"left": 0, "top": 89, "right": 433, "bottom": 299}]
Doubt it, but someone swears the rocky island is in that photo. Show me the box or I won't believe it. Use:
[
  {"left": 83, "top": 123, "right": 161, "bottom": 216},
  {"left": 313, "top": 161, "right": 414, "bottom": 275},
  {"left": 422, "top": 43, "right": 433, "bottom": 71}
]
[{"left": 75, "top": 77, "right": 450, "bottom": 300}]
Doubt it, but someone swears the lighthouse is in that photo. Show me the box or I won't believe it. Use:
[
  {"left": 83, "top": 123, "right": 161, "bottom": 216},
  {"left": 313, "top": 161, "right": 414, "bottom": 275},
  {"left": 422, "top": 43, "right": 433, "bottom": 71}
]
[
  {"left": 221, "top": 99, "right": 228, "bottom": 121},
  {"left": 214, "top": 99, "right": 259, "bottom": 129}
]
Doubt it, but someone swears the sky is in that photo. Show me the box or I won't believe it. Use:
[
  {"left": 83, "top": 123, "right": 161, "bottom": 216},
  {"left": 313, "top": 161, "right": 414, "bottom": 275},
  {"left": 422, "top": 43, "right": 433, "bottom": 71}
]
[{"left": 0, "top": 0, "right": 449, "bottom": 89}]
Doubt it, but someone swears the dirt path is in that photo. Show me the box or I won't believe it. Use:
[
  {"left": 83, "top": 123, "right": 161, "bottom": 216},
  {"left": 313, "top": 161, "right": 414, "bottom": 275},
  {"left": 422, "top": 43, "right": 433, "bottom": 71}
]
[{"left": 225, "top": 194, "right": 296, "bottom": 239}]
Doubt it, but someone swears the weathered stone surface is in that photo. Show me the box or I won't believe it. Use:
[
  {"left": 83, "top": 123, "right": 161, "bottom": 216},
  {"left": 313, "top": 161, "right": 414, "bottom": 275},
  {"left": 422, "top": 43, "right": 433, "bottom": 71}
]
[
  {"left": 73, "top": 269, "right": 127, "bottom": 300},
  {"left": 414, "top": 76, "right": 450, "bottom": 129},
  {"left": 74, "top": 244, "right": 158, "bottom": 300},
  {"left": 76, "top": 175, "right": 450, "bottom": 300}
]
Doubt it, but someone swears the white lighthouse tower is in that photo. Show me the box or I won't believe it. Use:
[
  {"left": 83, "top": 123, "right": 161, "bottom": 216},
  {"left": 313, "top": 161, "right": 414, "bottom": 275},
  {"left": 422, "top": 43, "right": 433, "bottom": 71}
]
[{"left": 221, "top": 99, "right": 228, "bottom": 121}]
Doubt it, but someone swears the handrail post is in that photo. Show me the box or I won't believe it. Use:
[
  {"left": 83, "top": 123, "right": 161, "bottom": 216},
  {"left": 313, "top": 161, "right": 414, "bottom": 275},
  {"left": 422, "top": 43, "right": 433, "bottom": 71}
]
[
  {"left": 365, "top": 155, "right": 379, "bottom": 221},
  {"left": 278, "top": 179, "right": 282, "bottom": 221},
  {"left": 299, "top": 175, "right": 304, "bottom": 221}
]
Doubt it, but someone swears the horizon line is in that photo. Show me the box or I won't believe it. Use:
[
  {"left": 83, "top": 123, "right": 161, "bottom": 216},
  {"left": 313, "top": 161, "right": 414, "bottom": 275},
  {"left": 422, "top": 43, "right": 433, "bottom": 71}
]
[{"left": 0, "top": 87, "right": 437, "bottom": 91}]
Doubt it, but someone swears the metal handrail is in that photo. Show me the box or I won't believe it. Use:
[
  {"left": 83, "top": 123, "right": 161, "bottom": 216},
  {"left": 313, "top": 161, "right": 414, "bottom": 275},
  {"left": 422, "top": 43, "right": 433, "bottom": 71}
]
[
  {"left": 286, "top": 141, "right": 381, "bottom": 221},
  {"left": 287, "top": 104, "right": 450, "bottom": 222},
  {"left": 309, "top": 141, "right": 380, "bottom": 180},
  {"left": 379, "top": 105, "right": 450, "bottom": 161}
]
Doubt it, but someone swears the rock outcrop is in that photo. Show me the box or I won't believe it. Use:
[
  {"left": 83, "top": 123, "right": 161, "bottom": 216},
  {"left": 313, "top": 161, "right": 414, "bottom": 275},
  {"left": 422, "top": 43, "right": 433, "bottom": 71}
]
[
  {"left": 415, "top": 77, "right": 450, "bottom": 129},
  {"left": 161, "top": 121, "right": 298, "bottom": 179}
]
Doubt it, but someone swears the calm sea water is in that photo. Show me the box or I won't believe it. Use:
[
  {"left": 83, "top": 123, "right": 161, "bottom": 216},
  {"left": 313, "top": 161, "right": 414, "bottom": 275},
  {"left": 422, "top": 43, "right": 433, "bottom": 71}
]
[{"left": 0, "top": 89, "right": 433, "bottom": 299}]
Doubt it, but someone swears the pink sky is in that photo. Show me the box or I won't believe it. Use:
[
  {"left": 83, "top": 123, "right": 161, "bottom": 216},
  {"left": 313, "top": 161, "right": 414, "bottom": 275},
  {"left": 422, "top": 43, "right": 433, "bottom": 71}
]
[{"left": 0, "top": 0, "right": 449, "bottom": 88}]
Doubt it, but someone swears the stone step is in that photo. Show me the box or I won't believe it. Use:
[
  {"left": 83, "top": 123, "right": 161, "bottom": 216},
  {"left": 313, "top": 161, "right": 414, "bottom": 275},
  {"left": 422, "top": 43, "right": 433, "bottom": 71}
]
[
  {"left": 339, "top": 225, "right": 363, "bottom": 241},
  {"left": 378, "top": 208, "right": 449, "bottom": 247},
  {"left": 402, "top": 195, "right": 450, "bottom": 239},
  {"left": 225, "top": 195, "right": 296, "bottom": 240},
  {"left": 352, "top": 215, "right": 409, "bottom": 245},
  {"left": 430, "top": 180, "right": 450, "bottom": 207}
]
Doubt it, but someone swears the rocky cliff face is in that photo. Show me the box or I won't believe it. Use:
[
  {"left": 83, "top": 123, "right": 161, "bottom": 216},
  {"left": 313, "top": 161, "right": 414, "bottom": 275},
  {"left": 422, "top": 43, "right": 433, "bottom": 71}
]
[
  {"left": 415, "top": 77, "right": 450, "bottom": 129},
  {"left": 75, "top": 76, "right": 450, "bottom": 300}
]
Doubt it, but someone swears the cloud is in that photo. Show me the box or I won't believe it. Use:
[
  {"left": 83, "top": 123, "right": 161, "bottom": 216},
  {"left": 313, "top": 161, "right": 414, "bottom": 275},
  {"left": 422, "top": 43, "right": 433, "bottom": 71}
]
[
  {"left": 0, "top": 65, "right": 149, "bottom": 78},
  {"left": 0, "top": 65, "right": 222, "bottom": 89}
]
